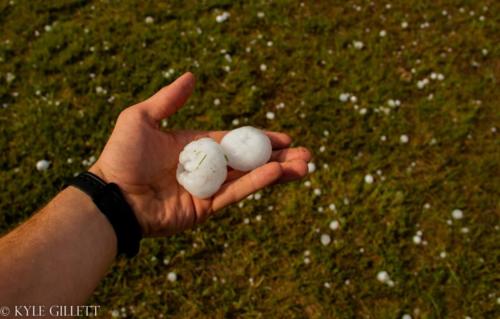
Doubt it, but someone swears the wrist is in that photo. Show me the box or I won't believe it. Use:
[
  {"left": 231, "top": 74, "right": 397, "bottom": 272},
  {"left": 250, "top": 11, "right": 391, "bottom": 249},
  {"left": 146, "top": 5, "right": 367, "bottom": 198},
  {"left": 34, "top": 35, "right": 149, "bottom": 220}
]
[{"left": 69, "top": 170, "right": 143, "bottom": 257}]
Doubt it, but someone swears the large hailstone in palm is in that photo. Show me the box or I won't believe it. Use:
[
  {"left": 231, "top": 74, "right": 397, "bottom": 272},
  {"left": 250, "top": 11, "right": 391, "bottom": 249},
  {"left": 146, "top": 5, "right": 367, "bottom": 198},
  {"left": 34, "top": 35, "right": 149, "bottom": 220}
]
[
  {"left": 220, "top": 126, "right": 272, "bottom": 172},
  {"left": 176, "top": 138, "right": 227, "bottom": 199}
]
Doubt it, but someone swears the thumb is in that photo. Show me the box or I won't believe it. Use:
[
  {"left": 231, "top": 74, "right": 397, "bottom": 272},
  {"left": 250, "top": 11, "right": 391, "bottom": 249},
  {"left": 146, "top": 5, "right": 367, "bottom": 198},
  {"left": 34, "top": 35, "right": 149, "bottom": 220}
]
[{"left": 139, "top": 72, "right": 196, "bottom": 122}]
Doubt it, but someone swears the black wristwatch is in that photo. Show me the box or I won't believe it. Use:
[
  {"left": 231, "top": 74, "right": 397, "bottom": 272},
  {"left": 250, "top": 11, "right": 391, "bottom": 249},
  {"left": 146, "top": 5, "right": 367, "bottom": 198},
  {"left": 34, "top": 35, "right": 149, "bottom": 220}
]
[{"left": 68, "top": 172, "right": 143, "bottom": 258}]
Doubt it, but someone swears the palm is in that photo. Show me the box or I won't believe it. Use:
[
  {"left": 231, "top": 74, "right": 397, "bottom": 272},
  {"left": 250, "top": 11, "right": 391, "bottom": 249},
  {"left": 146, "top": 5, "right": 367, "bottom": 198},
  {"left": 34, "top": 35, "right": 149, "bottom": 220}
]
[{"left": 92, "top": 73, "right": 310, "bottom": 237}]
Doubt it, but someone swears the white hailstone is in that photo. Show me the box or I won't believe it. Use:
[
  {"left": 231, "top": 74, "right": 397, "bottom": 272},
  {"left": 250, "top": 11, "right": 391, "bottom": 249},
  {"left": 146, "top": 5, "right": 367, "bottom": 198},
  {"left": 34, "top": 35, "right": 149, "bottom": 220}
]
[
  {"left": 339, "top": 93, "right": 351, "bottom": 102},
  {"left": 329, "top": 220, "right": 340, "bottom": 230},
  {"left": 111, "top": 310, "right": 120, "bottom": 318},
  {"left": 313, "top": 188, "right": 322, "bottom": 196},
  {"left": 319, "top": 146, "right": 326, "bottom": 152},
  {"left": 36, "top": 159, "right": 51, "bottom": 171},
  {"left": 265, "top": 111, "right": 275, "bottom": 120},
  {"left": 424, "top": 203, "right": 431, "bottom": 209},
  {"left": 304, "top": 257, "right": 311, "bottom": 264},
  {"left": 213, "top": 98, "right": 220, "bottom": 106},
  {"left": 176, "top": 138, "right": 227, "bottom": 198},
  {"left": 304, "top": 180, "right": 311, "bottom": 187},
  {"left": 402, "top": 314, "right": 412, "bottom": 319},
  {"left": 243, "top": 218, "right": 250, "bottom": 224},
  {"left": 440, "top": 251, "right": 447, "bottom": 259},
  {"left": 329, "top": 203, "right": 336, "bottom": 211},
  {"left": 144, "top": 16, "right": 154, "bottom": 24},
  {"left": 307, "top": 162, "right": 316, "bottom": 173},
  {"left": 497, "top": 297, "right": 500, "bottom": 304},
  {"left": 376, "top": 271, "right": 390, "bottom": 283},
  {"left": 6, "top": 72, "right": 15, "bottom": 83},
  {"left": 255, "top": 215, "right": 262, "bottom": 222},
  {"left": 220, "top": 126, "right": 272, "bottom": 171},
  {"left": 167, "top": 272, "right": 177, "bottom": 282},
  {"left": 482, "top": 49, "right": 488, "bottom": 56},
  {"left": 460, "top": 227, "right": 469, "bottom": 234},
  {"left": 260, "top": 64, "right": 267, "bottom": 71},
  {"left": 359, "top": 108, "right": 367, "bottom": 115},
  {"left": 387, "top": 99, "right": 398, "bottom": 107},
  {"left": 224, "top": 53, "right": 232, "bottom": 63},
  {"left": 215, "top": 11, "right": 230, "bottom": 23},
  {"left": 267, "top": 41, "right": 273, "bottom": 47},
  {"left": 324, "top": 282, "right": 331, "bottom": 288},
  {"left": 304, "top": 250, "right": 311, "bottom": 256},
  {"left": 320, "top": 234, "right": 331, "bottom": 246},
  {"left": 401, "top": 21, "right": 409, "bottom": 29},
  {"left": 452, "top": 209, "right": 464, "bottom": 220},
  {"left": 317, "top": 206, "right": 324, "bottom": 213},
  {"left": 353, "top": 41, "right": 364, "bottom": 50},
  {"left": 350, "top": 95, "right": 358, "bottom": 103},
  {"left": 364, "top": 174, "right": 374, "bottom": 184},
  {"left": 163, "top": 258, "right": 170, "bottom": 265},
  {"left": 380, "top": 135, "right": 387, "bottom": 142},
  {"left": 379, "top": 30, "right": 387, "bottom": 37},
  {"left": 323, "top": 130, "right": 329, "bottom": 136},
  {"left": 400, "top": 134, "right": 409, "bottom": 144},
  {"left": 232, "top": 118, "right": 240, "bottom": 126},
  {"left": 413, "top": 235, "right": 422, "bottom": 244},
  {"left": 436, "top": 73, "right": 445, "bottom": 81},
  {"left": 257, "top": 12, "right": 265, "bottom": 18}
]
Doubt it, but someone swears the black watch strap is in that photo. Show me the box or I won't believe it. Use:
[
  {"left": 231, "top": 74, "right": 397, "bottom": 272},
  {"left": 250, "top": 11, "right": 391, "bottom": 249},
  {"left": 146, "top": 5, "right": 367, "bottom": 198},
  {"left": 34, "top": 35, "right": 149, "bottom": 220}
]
[{"left": 69, "top": 172, "right": 143, "bottom": 258}]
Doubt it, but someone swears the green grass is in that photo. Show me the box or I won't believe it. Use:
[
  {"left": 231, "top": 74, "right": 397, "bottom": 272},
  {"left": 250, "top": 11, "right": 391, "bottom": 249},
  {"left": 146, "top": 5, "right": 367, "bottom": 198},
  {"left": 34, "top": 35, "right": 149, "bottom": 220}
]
[{"left": 1, "top": 0, "right": 499, "bottom": 318}]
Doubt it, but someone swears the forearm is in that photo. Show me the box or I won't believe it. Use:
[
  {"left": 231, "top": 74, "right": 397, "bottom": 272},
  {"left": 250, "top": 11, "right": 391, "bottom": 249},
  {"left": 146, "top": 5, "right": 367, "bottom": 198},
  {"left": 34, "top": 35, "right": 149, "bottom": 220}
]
[{"left": 0, "top": 186, "right": 117, "bottom": 306}]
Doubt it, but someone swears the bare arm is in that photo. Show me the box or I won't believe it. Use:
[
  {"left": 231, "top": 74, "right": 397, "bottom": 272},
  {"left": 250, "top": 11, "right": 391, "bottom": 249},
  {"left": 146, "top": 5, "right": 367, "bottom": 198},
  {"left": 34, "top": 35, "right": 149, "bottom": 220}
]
[
  {"left": 0, "top": 72, "right": 311, "bottom": 306},
  {"left": 0, "top": 182, "right": 116, "bottom": 306}
]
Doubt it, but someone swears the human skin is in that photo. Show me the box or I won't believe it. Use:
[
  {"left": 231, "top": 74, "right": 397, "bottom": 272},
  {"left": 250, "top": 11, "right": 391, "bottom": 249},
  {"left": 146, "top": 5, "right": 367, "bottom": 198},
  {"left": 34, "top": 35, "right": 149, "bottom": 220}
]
[{"left": 0, "top": 72, "right": 311, "bottom": 307}]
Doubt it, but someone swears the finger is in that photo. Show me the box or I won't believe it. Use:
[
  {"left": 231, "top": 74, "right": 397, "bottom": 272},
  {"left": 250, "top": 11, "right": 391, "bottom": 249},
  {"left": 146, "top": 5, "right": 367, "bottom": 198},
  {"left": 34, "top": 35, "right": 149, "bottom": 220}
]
[
  {"left": 271, "top": 147, "right": 311, "bottom": 162},
  {"left": 226, "top": 159, "right": 309, "bottom": 184},
  {"left": 139, "top": 72, "right": 196, "bottom": 122},
  {"left": 206, "top": 130, "right": 292, "bottom": 149},
  {"left": 275, "top": 159, "right": 309, "bottom": 184},
  {"left": 224, "top": 148, "right": 311, "bottom": 183},
  {"left": 211, "top": 162, "right": 283, "bottom": 211}
]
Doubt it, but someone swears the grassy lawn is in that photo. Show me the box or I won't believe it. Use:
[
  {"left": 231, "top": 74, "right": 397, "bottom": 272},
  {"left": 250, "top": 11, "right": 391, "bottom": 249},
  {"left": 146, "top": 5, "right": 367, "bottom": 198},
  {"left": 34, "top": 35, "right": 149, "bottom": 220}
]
[{"left": 1, "top": 0, "right": 499, "bottom": 318}]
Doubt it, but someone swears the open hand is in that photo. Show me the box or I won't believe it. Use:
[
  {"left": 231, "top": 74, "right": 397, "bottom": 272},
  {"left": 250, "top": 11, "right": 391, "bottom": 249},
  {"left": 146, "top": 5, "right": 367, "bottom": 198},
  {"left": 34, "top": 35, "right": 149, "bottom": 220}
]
[{"left": 90, "top": 73, "right": 311, "bottom": 237}]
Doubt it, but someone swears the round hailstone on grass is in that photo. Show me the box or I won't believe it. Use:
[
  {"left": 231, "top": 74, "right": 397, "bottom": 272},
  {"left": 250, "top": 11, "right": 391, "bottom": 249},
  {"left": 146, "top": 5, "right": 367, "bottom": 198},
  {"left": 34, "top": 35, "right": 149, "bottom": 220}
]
[
  {"left": 413, "top": 235, "right": 422, "bottom": 245},
  {"left": 439, "top": 251, "right": 447, "bottom": 259},
  {"left": 379, "top": 30, "right": 387, "bottom": 37},
  {"left": 400, "top": 134, "right": 409, "bottom": 144},
  {"left": 215, "top": 11, "right": 230, "bottom": 23},
  {"left": 260, "top": 64, "right": 267, "bottom": 71},
  {"left": 213, "top": 98, "right": 220, "bottom": 106},
  {"left": 304, "top": 180, "right": 311, "bottom": 187},
  {"left": 339, "top": 93, "right": 350, "bottom": 102},
  {"left": 329, "top": 220, "right": 340, "bottom": 230},
  {"left": 401, "top": 21, "right": 409, "bottom": 29},
  {"left": 36, "top": 159, "right": 51, "bottom": 171},
  {"left": 266, "top": 111, "right": 275, "bottom": 120},
  {"left": 220, "top": 126, "right": 272, "bottom": 172},
  {"left": 320, "top": 234, "right": 331, "bottom": 246},
  {"left": 313, "top": 188, "right": 322, "bottom": 196},
  {"left": 364, "top": 174, "right": 374, "bottom": 184},
  {"left": 176, "top": 138, "right": 227, "bottom": 198},
  {"left": 401, "top": 314, "right": 412, "bottom": 319},
  {"left": 452, "top": 209, "right": 464, "bottom": 220},
  {"left": 144, "top": 16, "right": 154, "bottom": 24},
  {"left": 307, "top": 162, "right": 316, "bottom": 173},
  {"left": 167, "top": 272, "right": 177, "bottom": 282},
  {"left": 353, "top": 41, "right": 364, "bottom": 50},
  {"left": 376, "top": 271, "right": 390, "bottom": 283}
]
